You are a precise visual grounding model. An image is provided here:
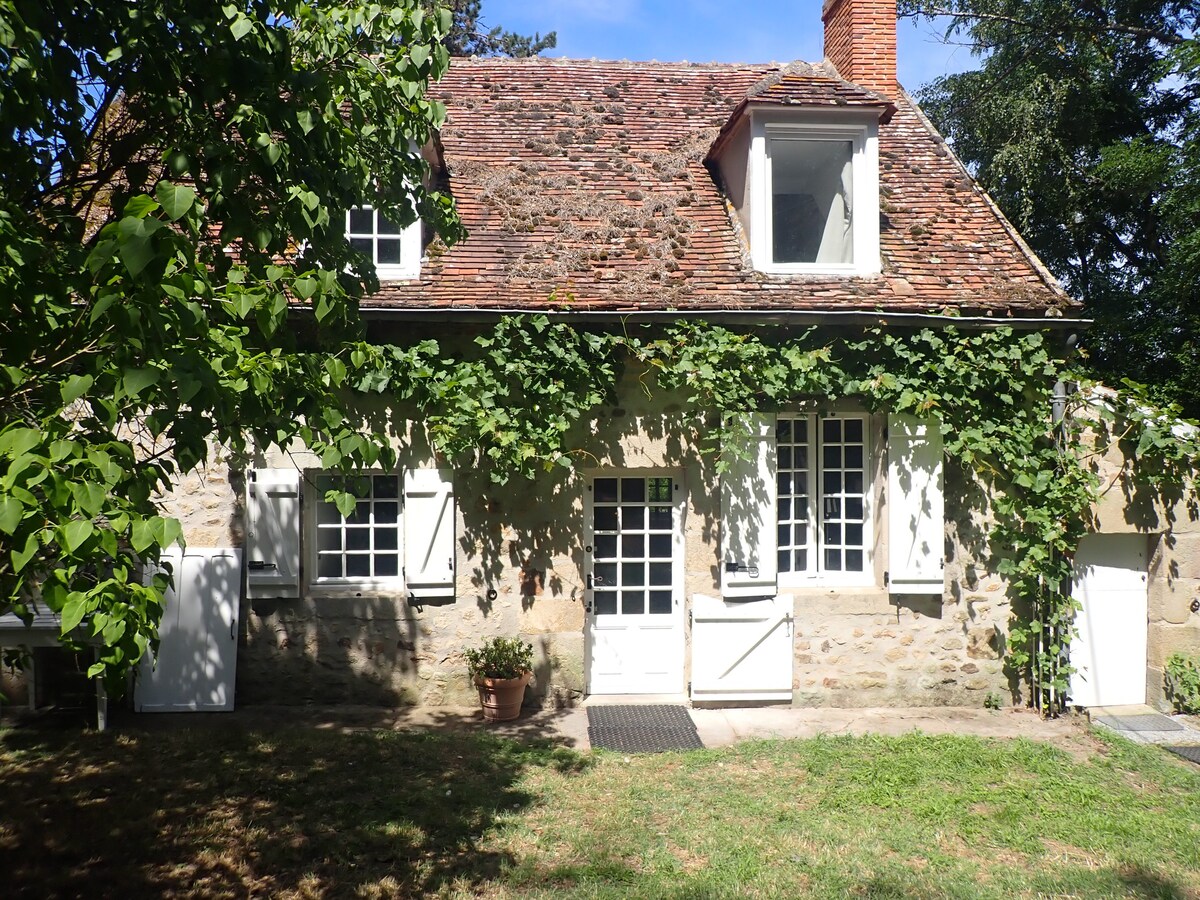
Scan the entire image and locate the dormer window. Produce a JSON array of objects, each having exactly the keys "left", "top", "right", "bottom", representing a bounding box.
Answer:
[
  {"left": 770, "top": 135, "right": 855, "bottom": 265},
  {"left": 752, "top": 119, "right": 879, "bottom": 275},
  {"left": 347, "top": 206, "right": 422, "bottom": 280}
]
